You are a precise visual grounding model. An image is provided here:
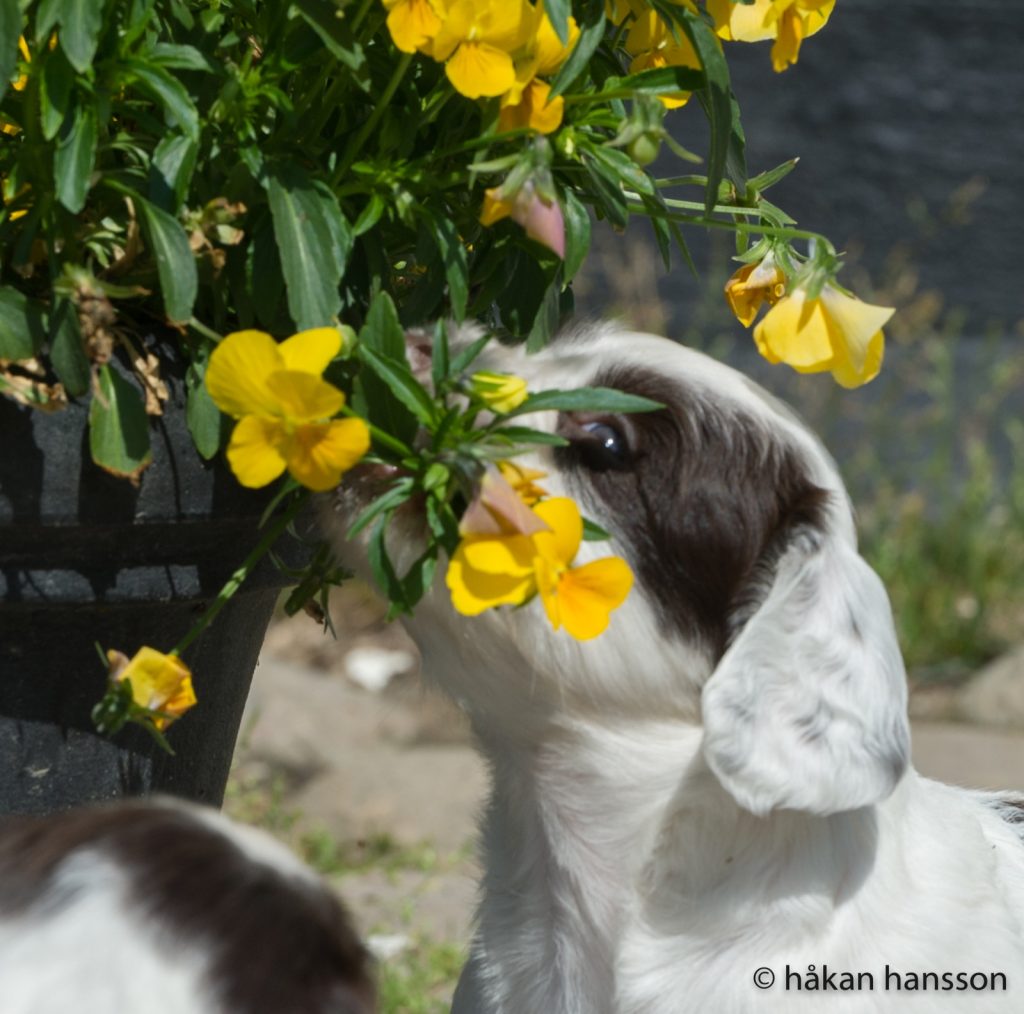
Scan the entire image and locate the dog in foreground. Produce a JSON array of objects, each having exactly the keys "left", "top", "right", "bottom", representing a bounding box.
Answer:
[
  {"left": 0, "top": 799, "right": 374, "bottom": 1014},
  {"left": 335, "top": 324, "right": 1024, "bottom": 1014}
]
